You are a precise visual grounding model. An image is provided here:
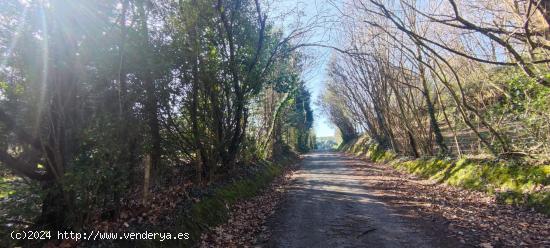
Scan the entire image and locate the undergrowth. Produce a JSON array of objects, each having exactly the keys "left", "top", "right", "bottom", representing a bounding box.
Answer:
[
  {"left": 136, "top": 155, "right": 295, "bottom": 247},
  {"left": 341, "top": 137, "right": 550, "bottom": 215},
  {"left": 178, "top": 161, "right": 283, "bottom": 245}
]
